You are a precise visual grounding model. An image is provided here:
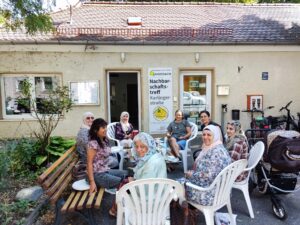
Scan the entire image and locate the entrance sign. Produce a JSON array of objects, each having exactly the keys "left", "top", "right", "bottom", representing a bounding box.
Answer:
[{"left": 148, "top": 68, "right": 173, "bottom": 134}]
